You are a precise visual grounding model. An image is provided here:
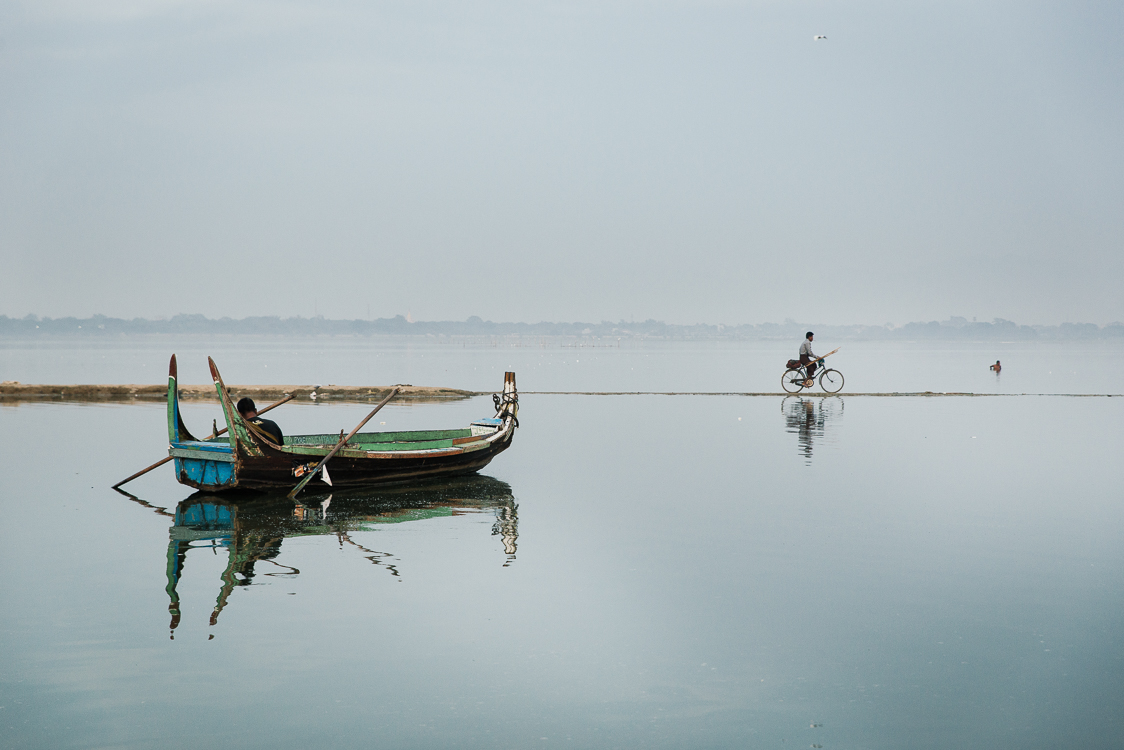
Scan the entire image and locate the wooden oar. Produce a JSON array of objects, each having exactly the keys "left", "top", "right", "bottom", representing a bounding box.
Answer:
[
  {"left": 112, "top": 393, "right": 295, "bottom": 489},
  {"left": 287, "top": 387, "right": 399, "bottom": 500}
]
